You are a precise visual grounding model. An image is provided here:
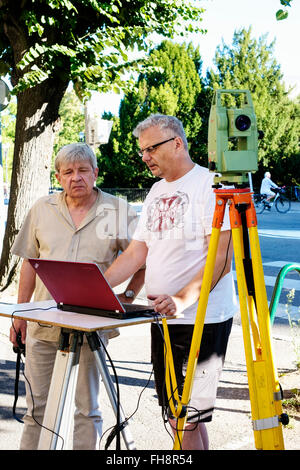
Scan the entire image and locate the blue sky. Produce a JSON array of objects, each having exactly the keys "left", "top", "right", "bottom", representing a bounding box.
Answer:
[{"left": 96, "top": 0, "right": 300, "bottom": 115}]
